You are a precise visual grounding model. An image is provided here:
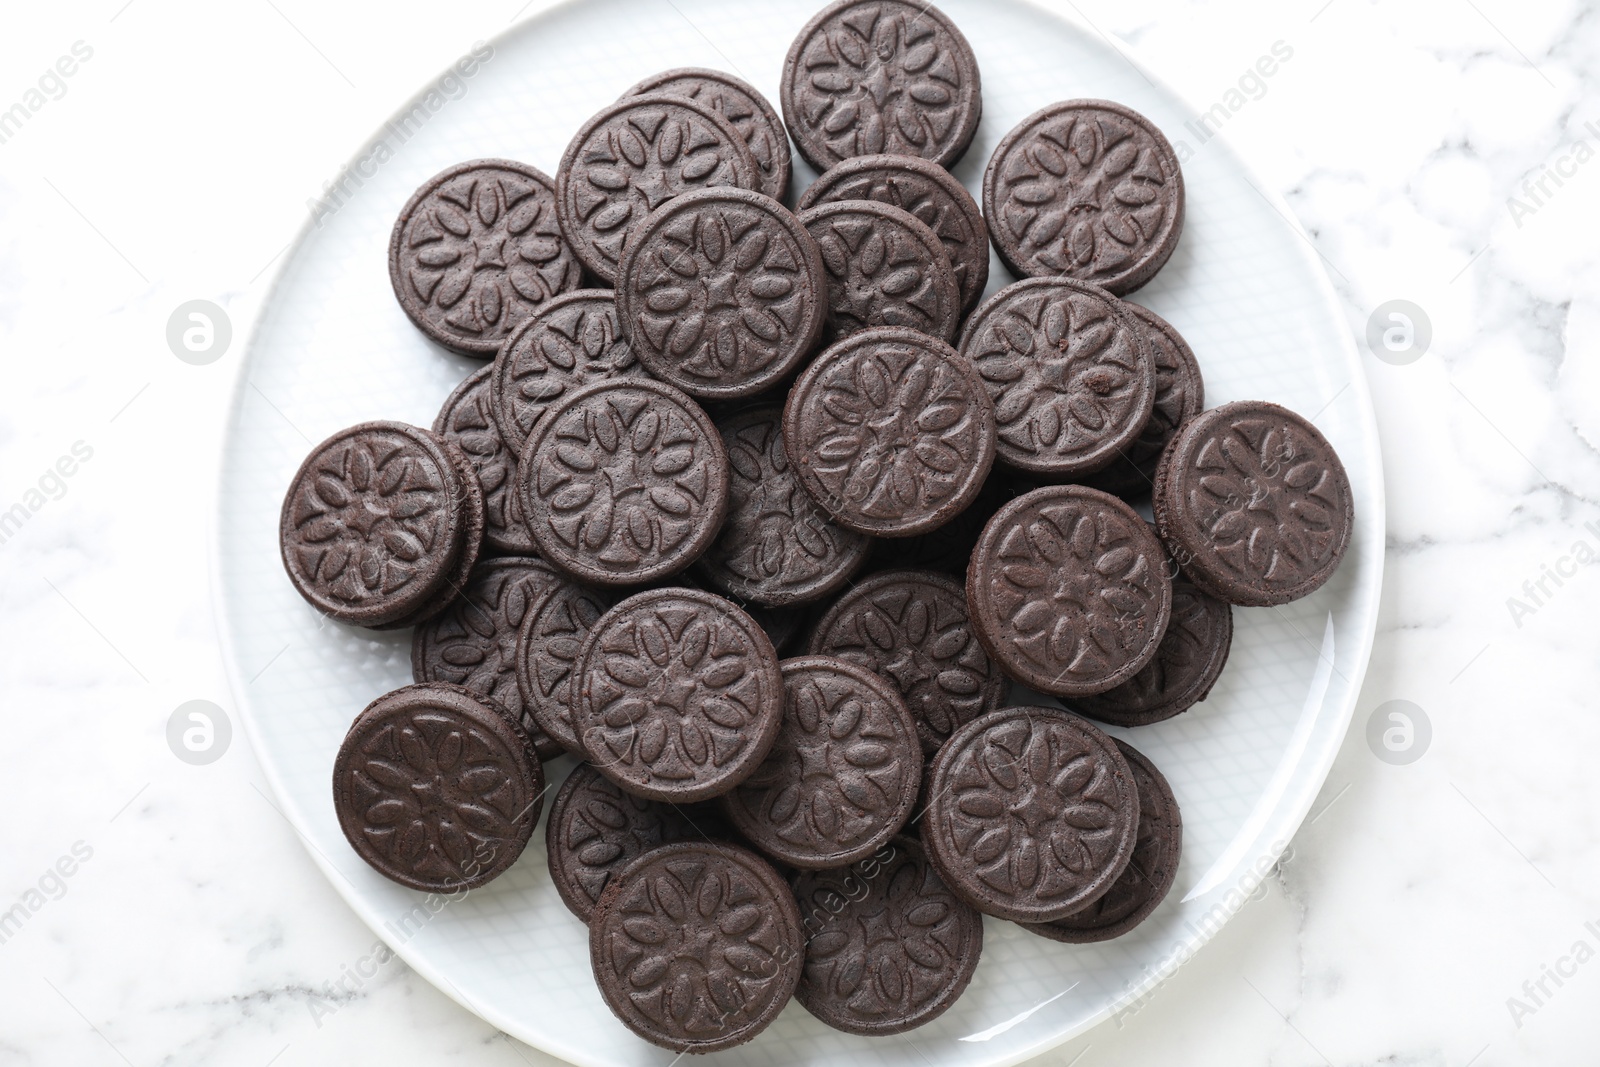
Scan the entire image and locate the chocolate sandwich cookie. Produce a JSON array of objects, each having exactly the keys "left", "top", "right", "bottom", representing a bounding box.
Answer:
[
  {"left": 433, "top": 365, "right": 535, "bottom": 554},
  {"left": 518, "top": 378, "right": 729, "bottom": 587},
  {"left": 557, "top": 95, "right": 757, "bottom": 285},
  {"left": 808, "top": 569, "right": 1006, "bottom": 753},
  {"left": 1074, "top": 574, "right": 1232, "bottom": 727},
  {"left": 333, "top": 683, "right": 543, "bottom": 892},
  {"left": 515, "top": 577, "right": 614, "bottom": 755},
  {"left": 575, "top": 588, "right": 784, "bottom": 802},
  {"left": 784, "top": 327, "right": 995, "bottom": 538},
  {"left": 781, "top": 0, "right": 982, "bottom": 172},
  {"left": 984, "top": 100, "right": 1184, "bottom": 295},
  {"left": 694, "top": 406, "right": 871, "bottom": 607},
  {"left": 1024, "top": 738, "right": 1181, "bottom": 943},
  {"left": 797, "top": 153, "right": 989, "bottom": 313},
  {"left": 792, "top": 835, "right": 982, "bottom": 1035},
  {"left": 721, "top": 656, "right": 922, "bottom": 869},
  {"left": 920, "top": 706, "right": 1139, "bottom": 923},
  {"left": 490, "top": 289, "right": 644, "bottom": 458},
  {"left": 411, "top": 556, "right": 566, "bottom": 760},
  {"left": 624, "top": 68, "right": 792, "bottom": 203},
  {"left": 546, "top": 761, "right": 704, "bottom": 922},
  {"left": 617, "top": 188, "right": 827, "bottom": 401},
  {"left": 389, "top": 159, "right": 581, "bottom": 356},
  {"left": 589, "top": 841, "right": 803, "bottom": 1052},
  {"left": 798, "top": 199, "right": 961, "bottom": 344},
  {"left": 1082, "top": 302, "right": 1204, "bottom": 499},
  {"left": 968, "top": 485, "right": 1171, "bottom": 697},
  {"left": 1152, "top": 400, "right": 1355, "bottom": 606},
  {"left": 280, "top": 421, "right": 475, "bottom": 628},
  {"left": 958, "top": 277, "right": 1156, "bottom": 480}
]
